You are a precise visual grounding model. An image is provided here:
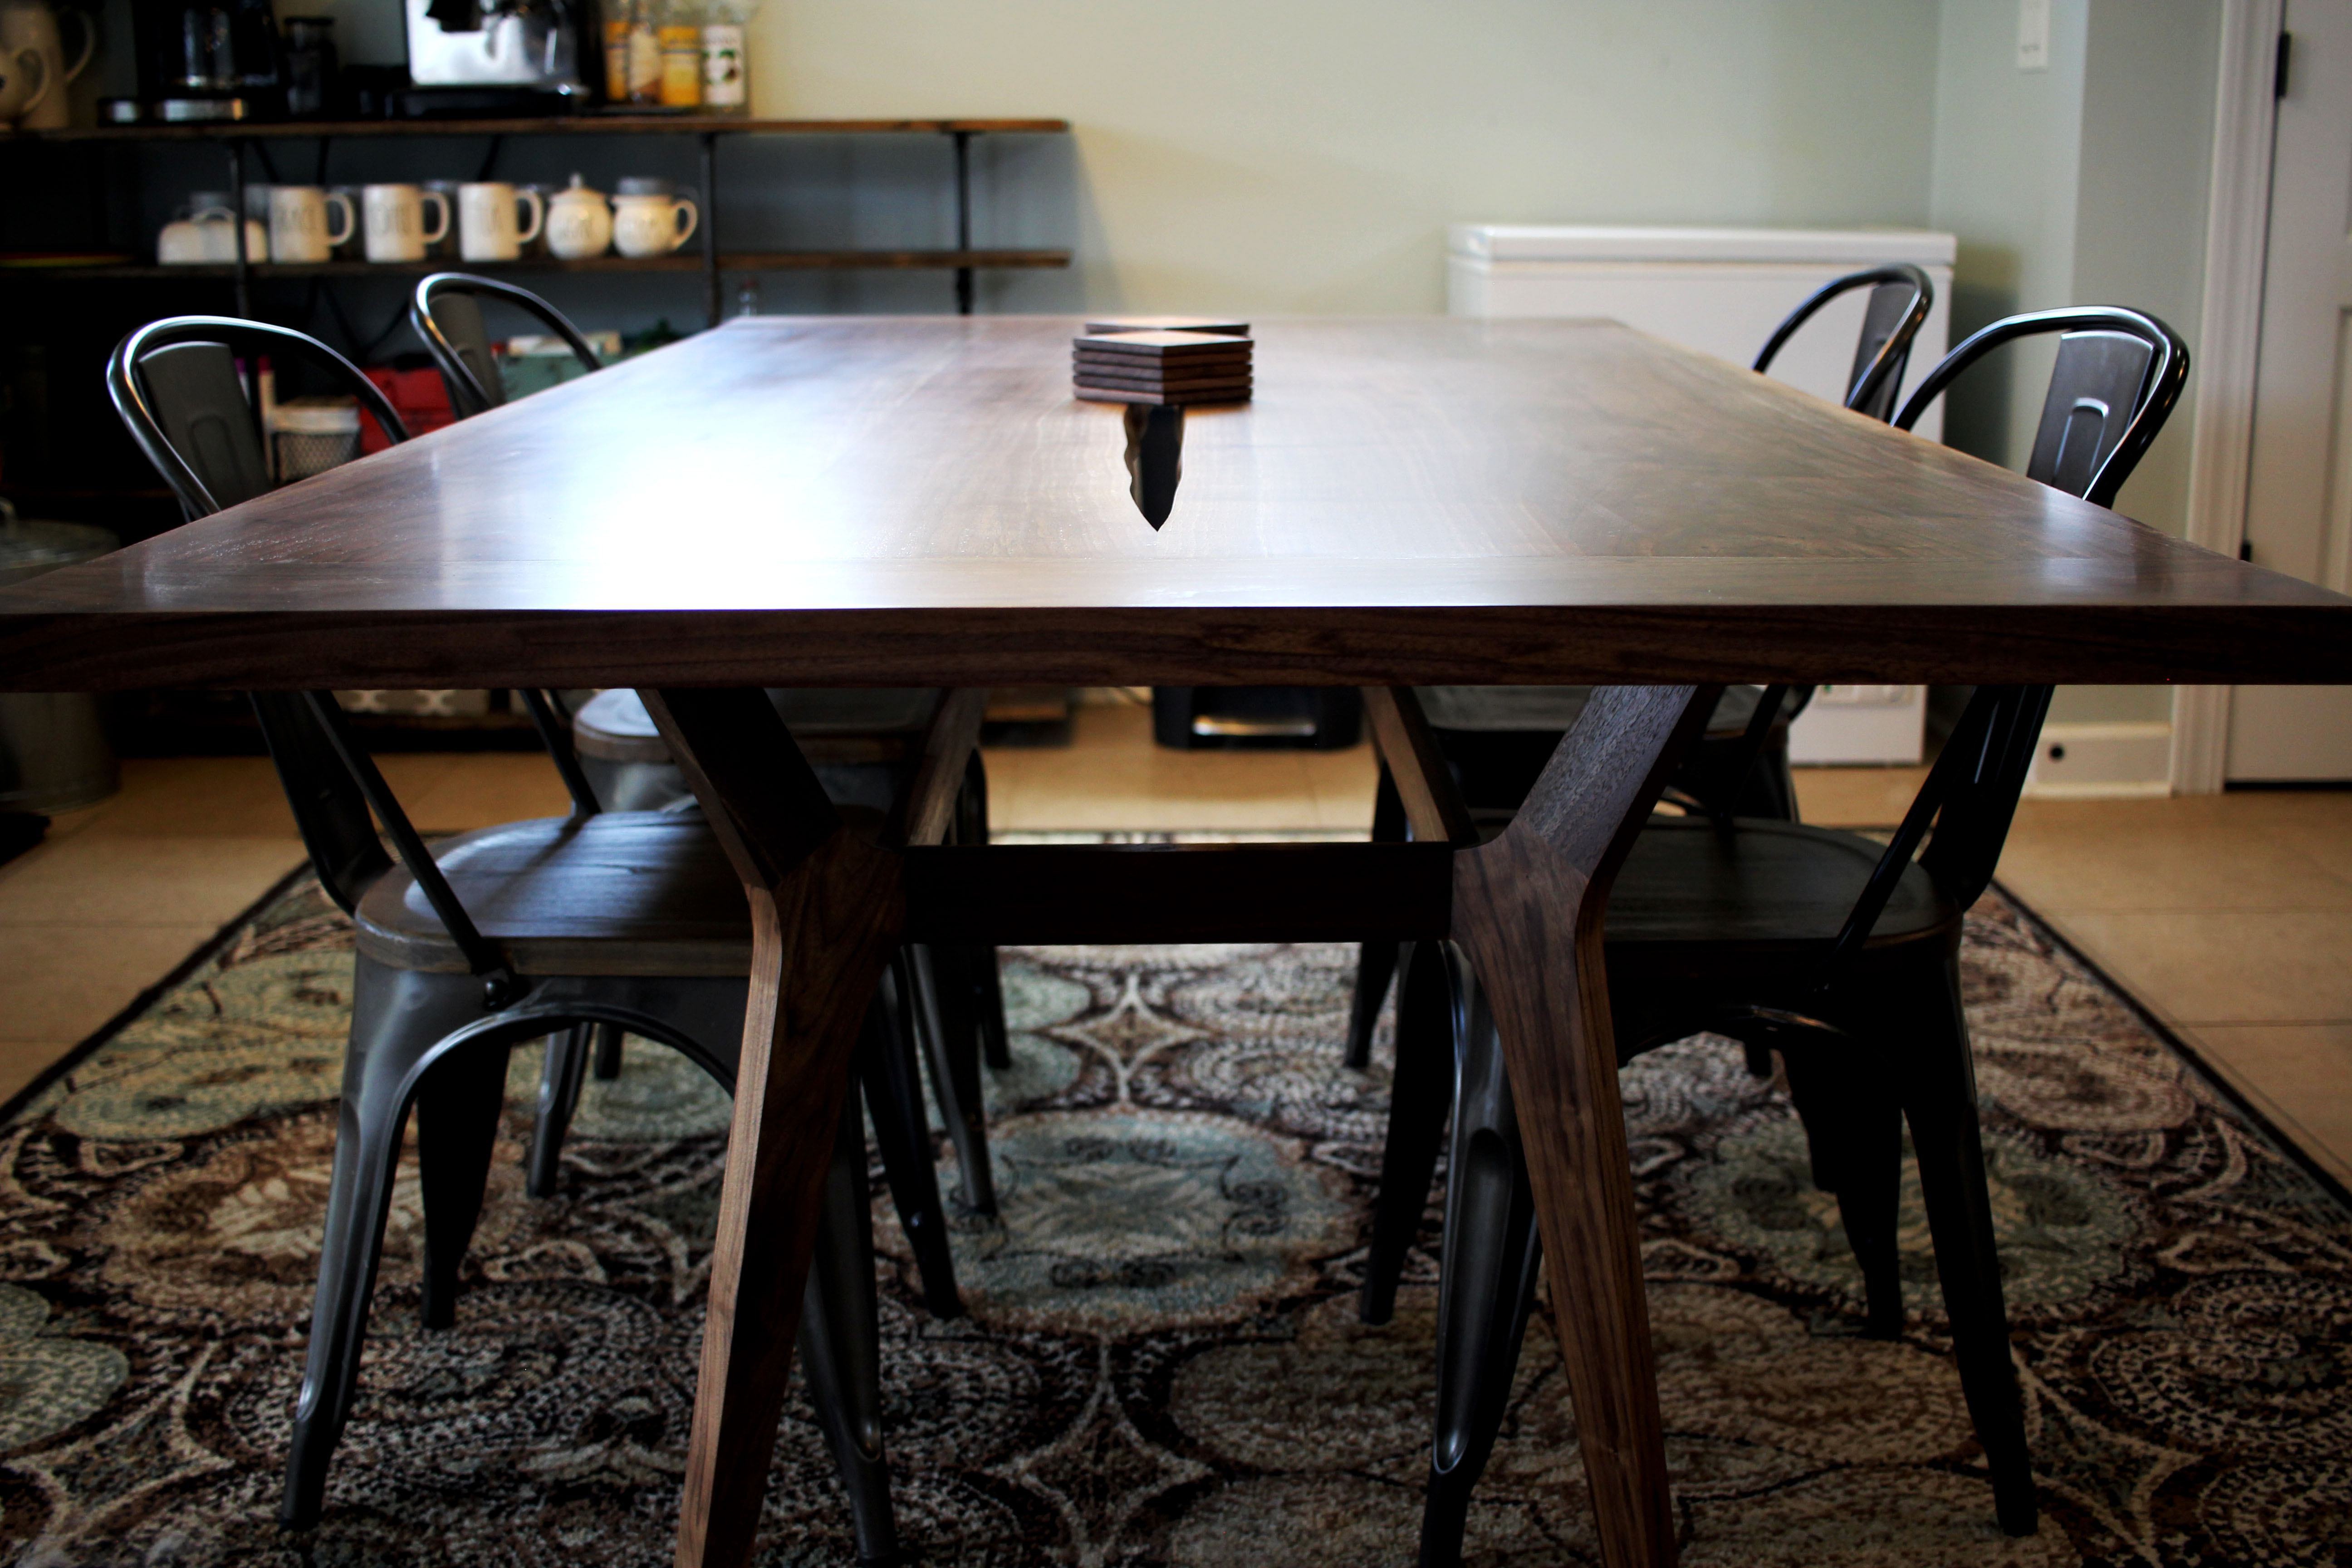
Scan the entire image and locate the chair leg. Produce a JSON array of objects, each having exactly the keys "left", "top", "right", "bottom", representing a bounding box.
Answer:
[
  {"left": 1363, "top": 940, "right": 1455, "bottom": 1325},
  {"left": 416, "top": 1038, "right": 514, "bottom": 1331},
  {"left": 1346, "top": 764, "right": 1411, "bottom": 1069},
  {"left": 1782, "top": 1036, "right": 1904, "bottom": 1338},
  {"left": 911, "top": 943, "right": 997, "bottom": 1216},
  {"left": 1899, "top": 962, "right": 2037, "bottom": 1535},
  {"left": 592, "top": 1020, "right": 625, "bottom": 1080},
  {"left": 528, "top": 1024, "right": 592, "bottom": 1198},
  {"left": 284, "top": 961, "right": 481, "bottom": 1530},
  {"left": 864, "top": 957, "right": 964, "bottom": 1319},
  {"left": 949, "top": 754, "right": 1011, "bottom": 1073},
  {"left": 798, "top": 1076, "right": 901, "bottom": 1566},
  {"left": 1419, "top": 961, "right": 1544, "bottom": 1568},
  {"left": 969, "top": 945, "right": 1012, "bottom": 1071},
  {"left": 1734, "top": 735, "right": 1800, "bottom": 822}
]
